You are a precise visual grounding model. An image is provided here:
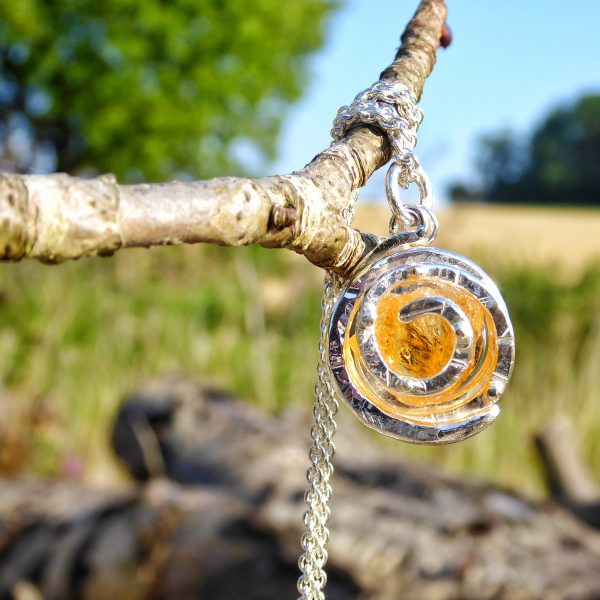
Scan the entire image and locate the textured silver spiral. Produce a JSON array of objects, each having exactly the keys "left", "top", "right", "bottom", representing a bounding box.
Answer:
[{"left": 328, "top": 237, "right": 515, "bottom": 444}]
